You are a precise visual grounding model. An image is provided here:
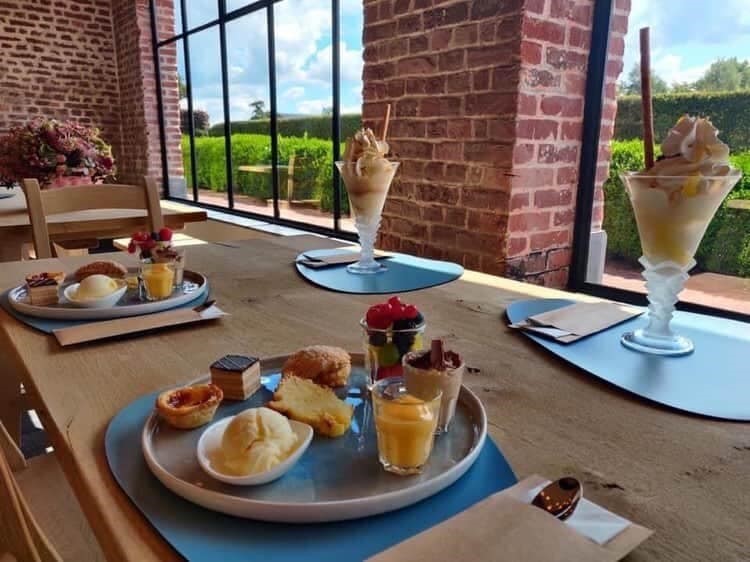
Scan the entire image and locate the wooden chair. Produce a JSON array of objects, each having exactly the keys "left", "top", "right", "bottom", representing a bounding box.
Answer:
[
  {"left": 22, "top": 177, "right": 164, "bottom": 260},
  {"left": 0, "top": 422, "right": 105, "bottom": 562}
]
